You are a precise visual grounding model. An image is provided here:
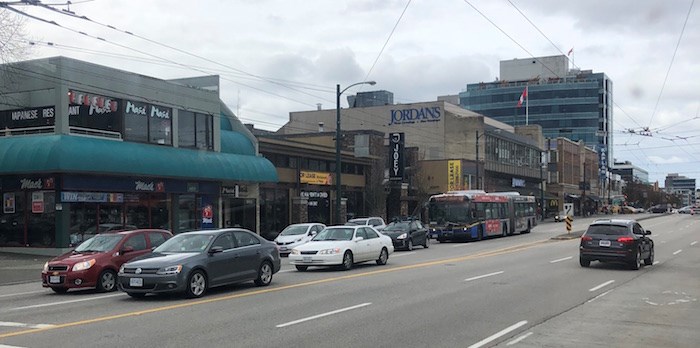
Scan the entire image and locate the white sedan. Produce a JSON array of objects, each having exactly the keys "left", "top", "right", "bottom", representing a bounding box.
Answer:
[{"left": 289, "top": 225, "right": 393, "bottom": 271}]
